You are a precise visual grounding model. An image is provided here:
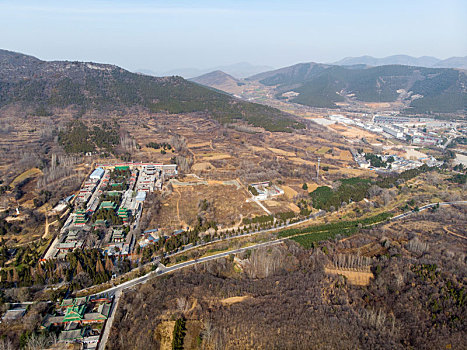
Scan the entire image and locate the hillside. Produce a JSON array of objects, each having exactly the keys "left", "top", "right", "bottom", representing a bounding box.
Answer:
[
  {"left": 248, "top": 63, "right": 467, "bottom": 113},
  {"left": 190, "top": 70, "right": 241, "bottom": 93},
  {"left": 334, "top": 55, "right": 467, "bottom": 70},
  {"left": 162, "top": 62, "right": 274, "bottom": 79},
  {"left": 0, "top": 49, "right": 304, "bottom": 132},
  {"left": 247, "top": 62, "right": 331, "bottom": 86}
]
